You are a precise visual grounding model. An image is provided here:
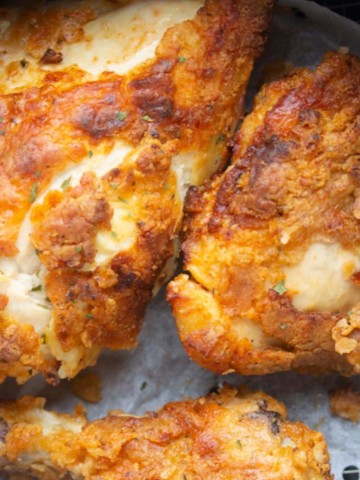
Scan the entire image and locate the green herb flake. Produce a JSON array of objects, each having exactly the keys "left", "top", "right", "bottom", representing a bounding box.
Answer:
[
  {"left": 31, "top": 284, "right": 42, "bottom": 292},
  {"left": 61, "top": 176, "right": 72, "bottom": 191},
  {"left": 116, "top": 111, "right": 128, "bottom": 122},
  {"left": 35, "top": 248, "right": 40, "bottom": 256},
  {"left": 88, "top": 150, "right": 93, "bottom": 158},
  {"left": 178, "top": 56, "right": 187, "bottom": 64},
  {"left": 279, "top": 323, "right": 288, "bottom": 331},
  {"left": 348, "top": 310, "right": 353, "bottom": 316},
  {"left": 30, "top": 182, "right": 39, "bottom": 203},
  {"left": 35, "top": 171, "right": 41, "bottom": 179},
  {"left": 75, "top": 246, "right": 83, "bottom": 254},
  {"left": 142, "top": 115, "right": 154, "bottom": 123},
  {"left": 273, "top": 280, "right": 287, "bottom": 296},
  {"left": 0, "top": 130, "right": 5, "bottom": 136},
  {"left": 86, "top": 313, "right": 94, "bottom": 320},
  {"left": 111, "top": 231, "right": 118, "bottom": 239},
  {"left": 118, "top": 197, "right": 129, "bottom": 204},
  {"left": 38, "top": 304, "right": 51, "bottom": 310},
  {"left": 140, "top": 381, "right": 148, "bottom": 391},
  {"left": 165, "top": 182, "right": 170, "bottom": 191},
  {"left": 216, "top": 133, "right": 226, "bottom": 144},
  {"left": 236, "top": 440, "right": 243, "bottom": 449},
  {"left": 41, "top": 334, "right": 47, "bottom": 344},
  {"left": 110, "top": 182, "right": 118, "bottom": 190},
  {"left": 0, "top": 116, "right": 3, "bottom": 123}
]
